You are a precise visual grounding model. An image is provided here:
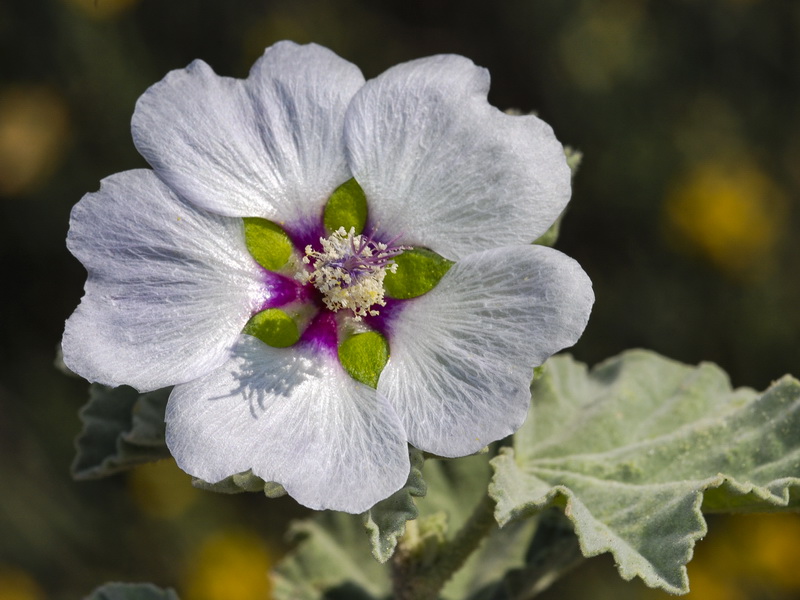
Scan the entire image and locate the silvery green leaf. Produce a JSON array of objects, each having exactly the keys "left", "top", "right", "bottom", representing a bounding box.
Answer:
[
  {"left": 272, "top": 453, "right": 496, "bottom": 599},
  {"left": 363, "top": 447, "right": 426, "bottom": 562},
  {"left": 490, "top": 350, "right": 800, "bottom": 595},
  {"left": 72, "top": 385, "right": 171, "bottom": 479},
  {"left": 271, "top": 512, "right": 389, "bottom": 600},
  {"left": 83, "top": 582, "right": 179, "bottom": 600}
]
